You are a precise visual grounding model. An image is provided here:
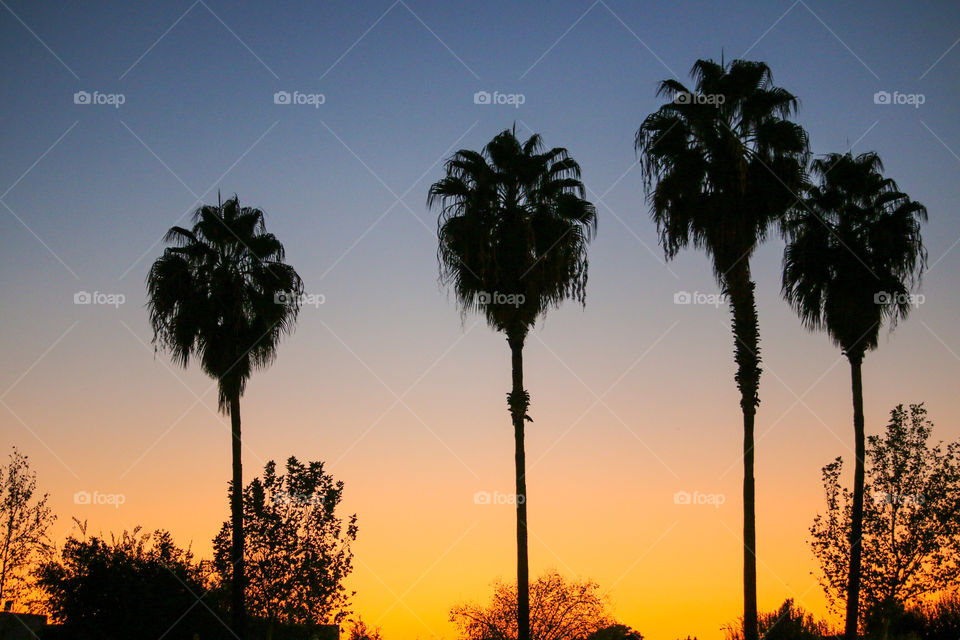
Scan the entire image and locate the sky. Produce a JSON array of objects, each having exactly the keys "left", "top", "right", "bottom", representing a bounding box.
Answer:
[{"left": 2, "top": 1, "right": 960, "bottom": 638}]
